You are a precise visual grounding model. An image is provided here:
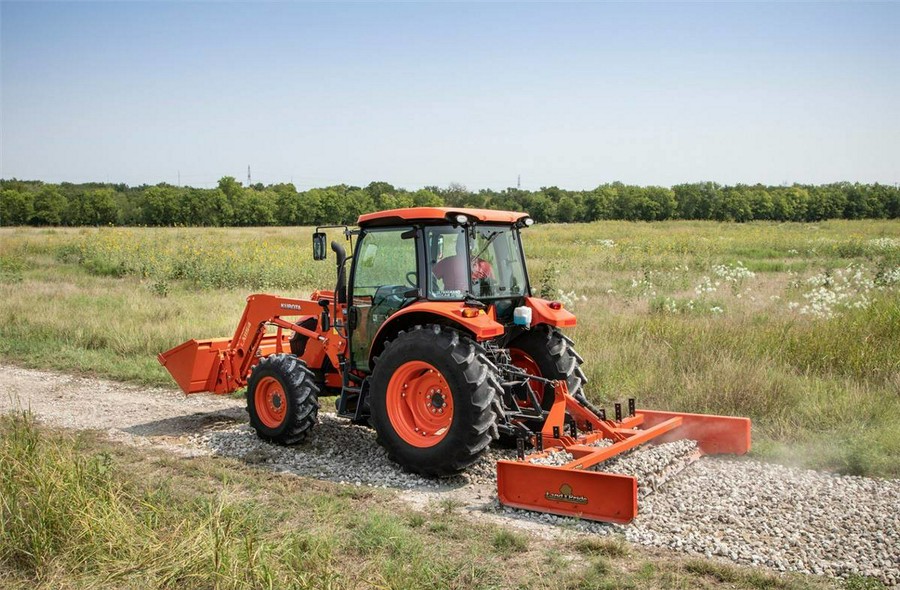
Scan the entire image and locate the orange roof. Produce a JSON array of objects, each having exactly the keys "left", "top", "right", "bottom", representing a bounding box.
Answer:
[{"left": 357, "top": 207, "right": 529, "bottom": 227}]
